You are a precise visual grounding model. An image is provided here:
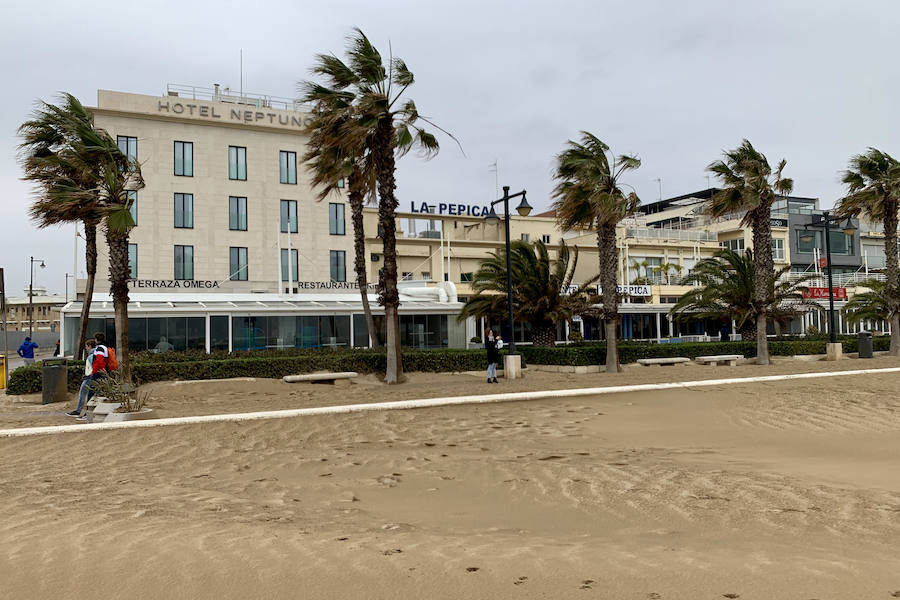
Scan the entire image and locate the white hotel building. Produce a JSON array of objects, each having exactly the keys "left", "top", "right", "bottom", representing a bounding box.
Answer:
[{"left": 60, "top": 85, "right": 464, "bottom": 355}]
